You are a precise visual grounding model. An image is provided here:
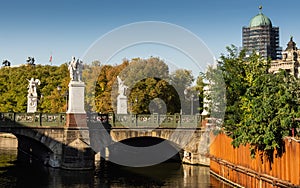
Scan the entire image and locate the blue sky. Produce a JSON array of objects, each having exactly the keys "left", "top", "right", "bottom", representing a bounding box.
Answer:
[{"left": 0, "top": 0, "right": 299, "bottom": 69}]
